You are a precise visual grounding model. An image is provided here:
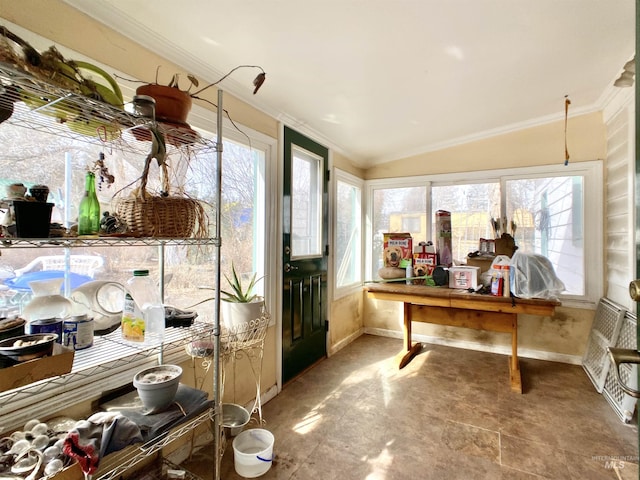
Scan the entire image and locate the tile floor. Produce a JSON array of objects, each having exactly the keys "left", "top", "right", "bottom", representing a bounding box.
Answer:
[{"left": 182, "top": 334, "right": 639, "bottom": 479}]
